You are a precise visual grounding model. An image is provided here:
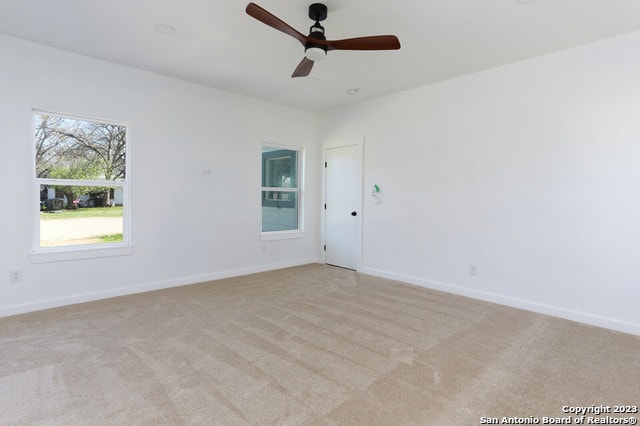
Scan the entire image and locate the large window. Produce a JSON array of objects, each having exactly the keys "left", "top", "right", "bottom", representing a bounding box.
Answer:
[
  {"left": 33, "top": 111, "right": 130, "bottom": 254},
  {"left": 261, "top": 144, "right": 302, "bottom": 233}
]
